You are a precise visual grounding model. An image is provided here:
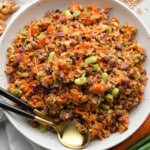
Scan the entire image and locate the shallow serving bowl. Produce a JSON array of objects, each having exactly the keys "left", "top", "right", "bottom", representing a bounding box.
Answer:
[{"left": 0, "top": 0, "right": 150, "bottom": 150}]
